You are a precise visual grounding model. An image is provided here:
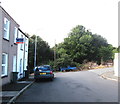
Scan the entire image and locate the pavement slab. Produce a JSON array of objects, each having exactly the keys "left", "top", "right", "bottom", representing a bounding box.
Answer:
[
  {"left": 0, "top": 91, "right": 19, "bottom": 97},
  {"left": 88, "top": 67, "right": 114, "bottom": 75},
  {"left": 88, "top": 67, "right": 118, "bottom": 81},
  {"left": 2, "top": 83, "right": 29, "bottom": 91},
  {"left": 17, "top": 81, "right": 32, "bottom": 84}
]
